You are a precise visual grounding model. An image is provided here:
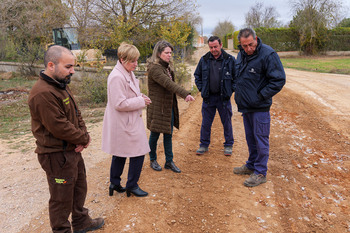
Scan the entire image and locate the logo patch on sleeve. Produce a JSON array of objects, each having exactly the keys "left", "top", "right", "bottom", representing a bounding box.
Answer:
[{"left": 63, "top": 97, "right": 70, "bottom": 105}]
